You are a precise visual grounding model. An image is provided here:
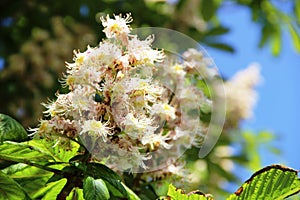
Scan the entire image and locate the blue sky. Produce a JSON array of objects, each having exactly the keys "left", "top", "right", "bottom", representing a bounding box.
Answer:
[{"left": 206, "top": 3, "right": 300, "bottom": 175}]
